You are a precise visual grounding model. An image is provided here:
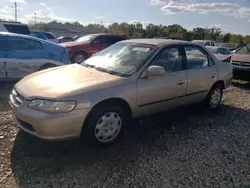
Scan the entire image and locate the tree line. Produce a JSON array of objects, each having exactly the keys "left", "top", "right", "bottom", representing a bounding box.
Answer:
[{"left": 29, "top": 21, "right": 250, "bottom": 44}]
